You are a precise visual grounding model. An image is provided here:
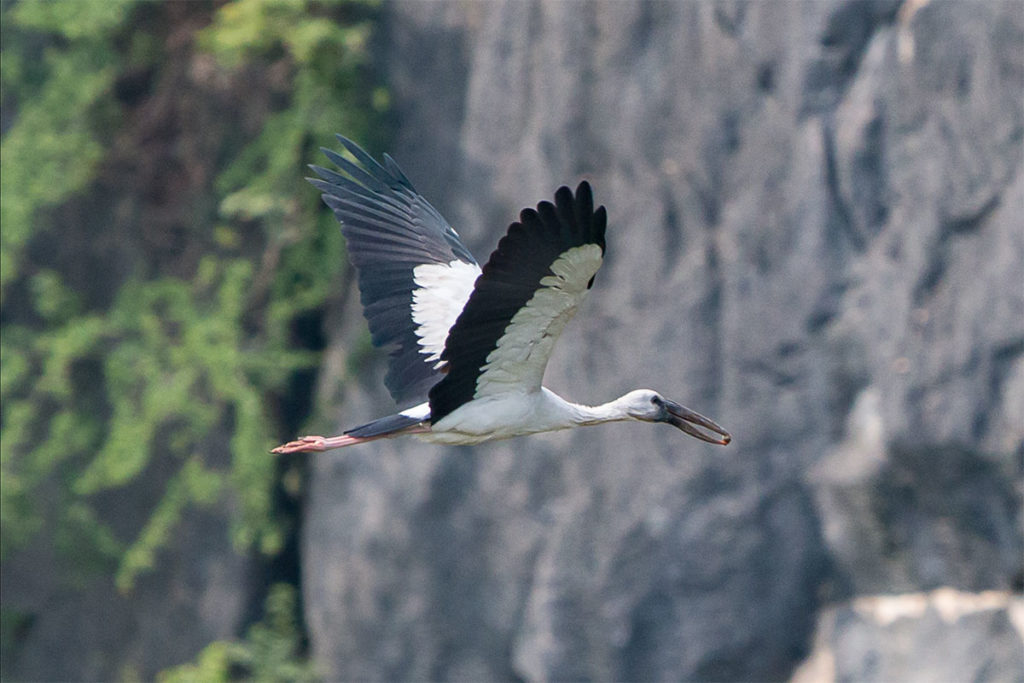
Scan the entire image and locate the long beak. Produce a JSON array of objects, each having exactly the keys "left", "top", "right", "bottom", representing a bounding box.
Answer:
[{"left": 663, "top": 400, "right": 731, "bottom": 445}]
